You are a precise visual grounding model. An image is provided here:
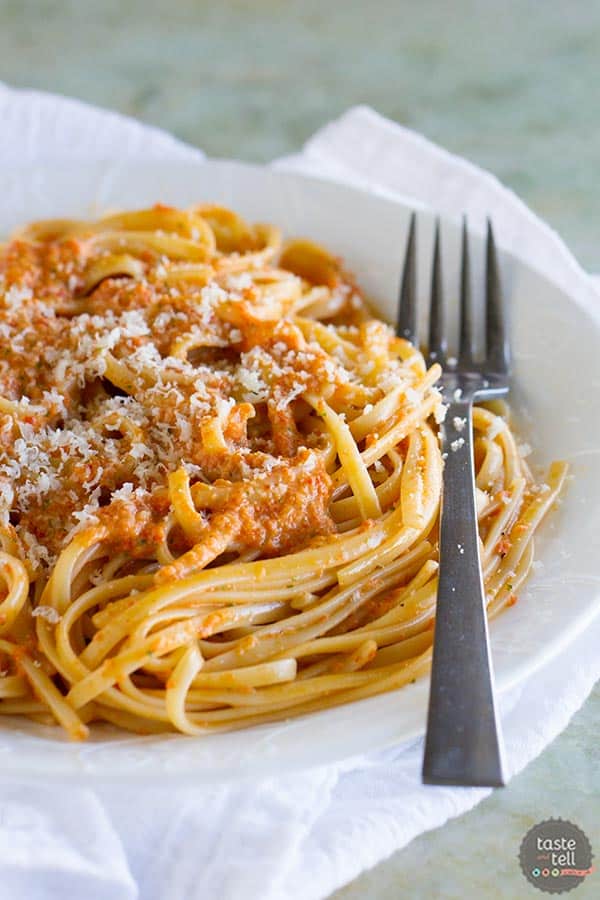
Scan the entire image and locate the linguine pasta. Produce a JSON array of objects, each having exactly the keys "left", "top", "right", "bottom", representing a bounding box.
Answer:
[{"left": 0, "top": 204, "right": 566, "bottom": 739}]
